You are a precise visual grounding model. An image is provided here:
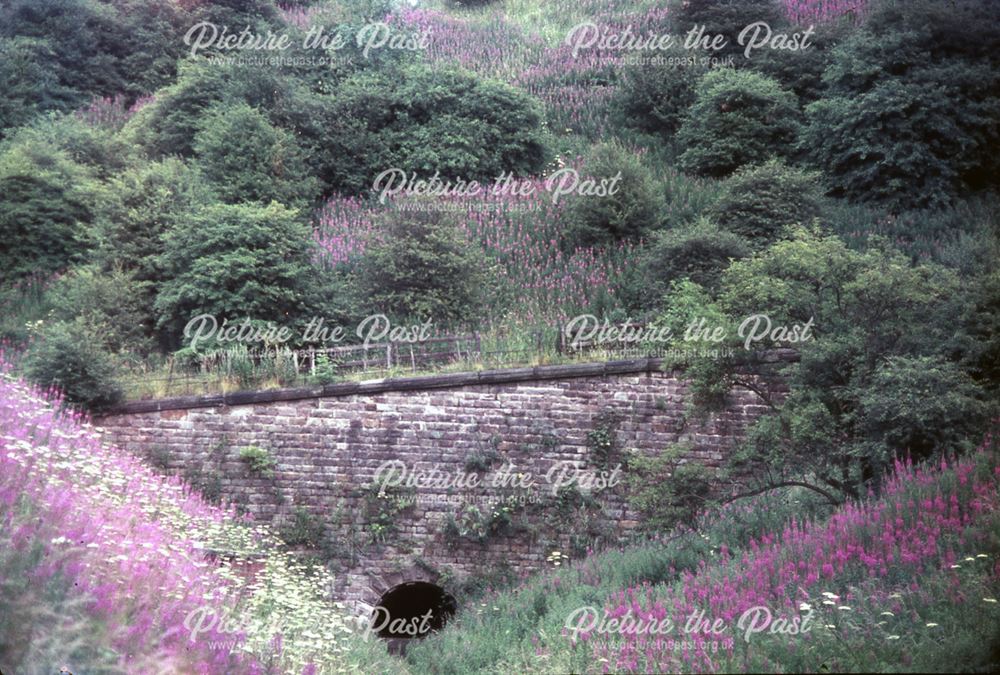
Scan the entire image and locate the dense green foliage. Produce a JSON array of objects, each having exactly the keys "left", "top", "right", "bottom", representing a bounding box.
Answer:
[
  {"left": 23, "top": 318, "right": 123, "bottom": 410},
  {"left": 562, "top": 141, "right": 663, "bottom": 249},
  {"left": 626, "top": 218, "right": 750, "bottom": 311},
  {"left": 192, "top": 102, "right": 318, "bottom": 208},
  {"left": 153, "top": 203, "right": 316, "bottom": 346},
  {"left": 0, "top": 0, "right": 188, "bottom": 136},
  {"left": 669, "top": 0, "right": 788, "bottom": 59},
  {"left": 710, "top": 159, "right": 824, "bottom": 246},
  {"left": 802, "top": 0, "right": 1000, "bottom": 209},
  {"left": 359, "top": 206, "right": 490, "bottom": 325},
  {"left": 676, "top": 69, "right": 801, "bottom": 177},
  {"left": 616, "top": 46, "right": 707, "bottom": 137},
  {"left": 0, "top": 136, "right": 100, "bottom": 283},
  {"left": 324, "top": 64, "right": 547, "bottom": 195},
  {"left": 659, "top": 227, "right": 993, "bottom": 501}
]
